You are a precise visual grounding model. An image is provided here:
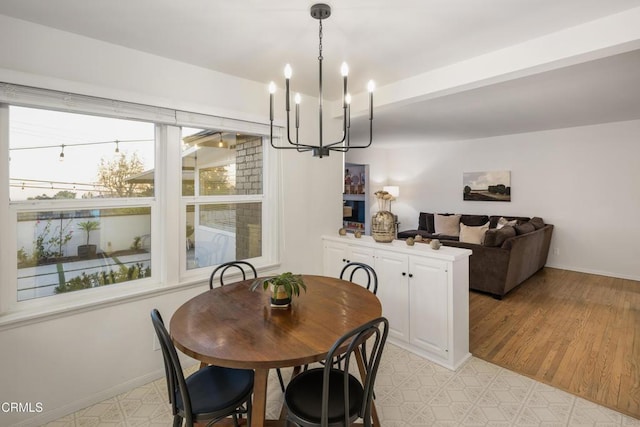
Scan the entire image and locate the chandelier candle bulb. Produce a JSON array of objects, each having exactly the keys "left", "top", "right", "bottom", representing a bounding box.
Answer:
[
  {"left": 269, "top": 82, "right": 276, "bottom": 121},
  {"left": 341, "top": 62, "right": 349, "bottom": 76},
  {"left": 284, "top": 64, "right": 292, "bottom": 112},
  {"left": 341, "top": 62, "right": 349, "bottom": 107},
  {"left": 368, "top": 80, "right": 375, "bottom": 120}
]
